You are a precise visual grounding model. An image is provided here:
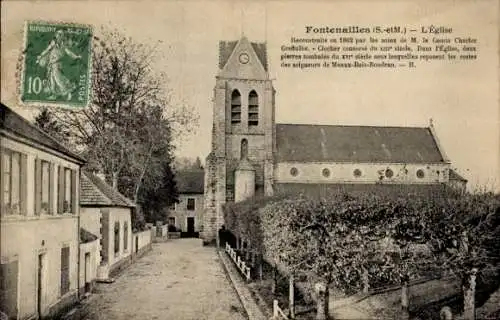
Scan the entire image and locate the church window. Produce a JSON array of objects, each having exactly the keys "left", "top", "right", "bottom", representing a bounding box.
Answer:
[
  {"left": 353, "top": 169, "right": 362, "bottom": 177},
  {"left": 231, "top": 90, "right": 241, "bottom": 124},
  {"left": 385, "top": 168, "right": 394, "bottom": 178},
  {"left": 248, "top": 90, "right": 259, "bottom": 126},
  {"left": 322, "top": 168, "right": 330, "bottom": 177},
  {"left": 241, "top": 139, "right": 248, "bottom": 159},
  {"left": 290, "top": 167, "right": 299, "bottom": 177},
  {"left": 416, "top": 169, "right": 425, "bottom": 179}
]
